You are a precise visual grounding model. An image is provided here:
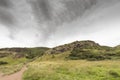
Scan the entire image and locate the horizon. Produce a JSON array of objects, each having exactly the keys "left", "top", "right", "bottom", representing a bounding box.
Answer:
[
  {"left": 0, "top": 40, "right": 119, "bottom": 48},
  {"left": 0, "top": 0, "right": 120, "bottom": 48}
]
